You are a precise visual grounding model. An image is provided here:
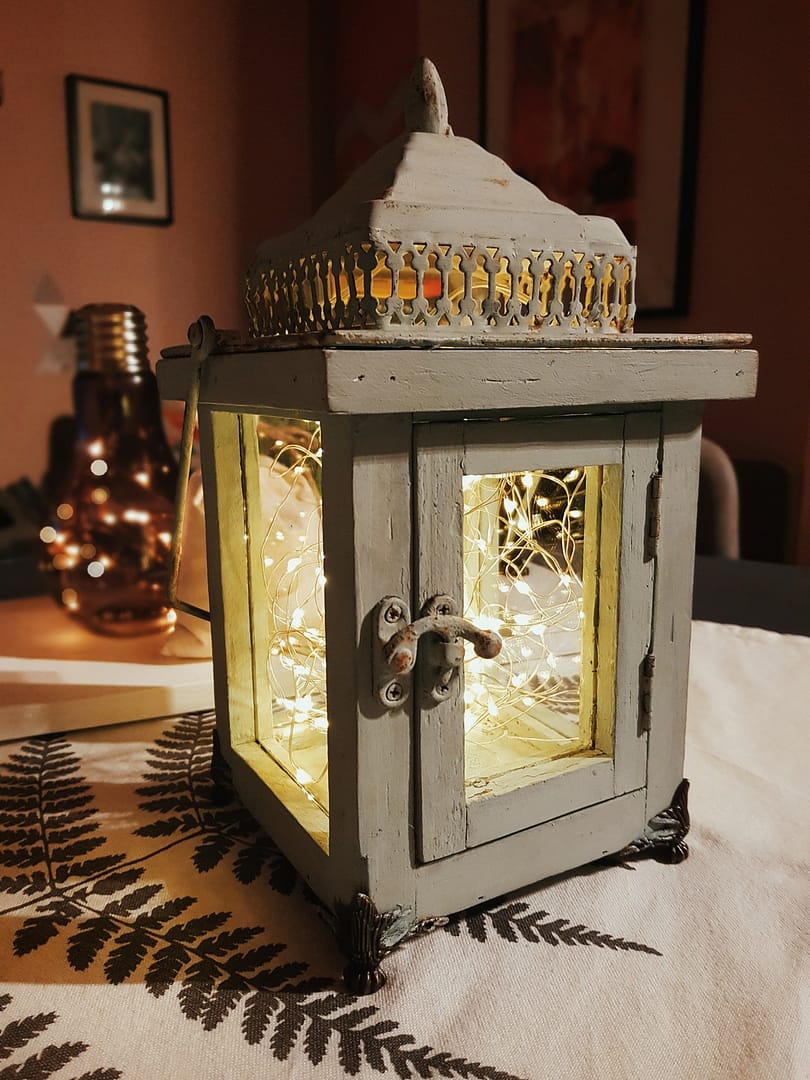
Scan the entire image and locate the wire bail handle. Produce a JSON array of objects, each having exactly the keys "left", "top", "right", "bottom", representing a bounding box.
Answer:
[{"left": 167, "top": 315, "right": 220, "bottom": 623}]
